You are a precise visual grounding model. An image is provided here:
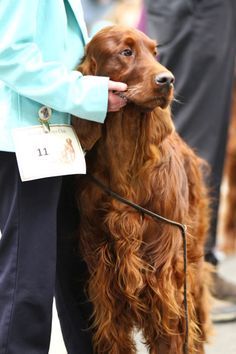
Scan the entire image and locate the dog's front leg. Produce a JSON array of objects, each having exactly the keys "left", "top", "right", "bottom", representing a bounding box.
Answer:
[{"left": 87, "top": 242, "right": 137, "bottom": 354}]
